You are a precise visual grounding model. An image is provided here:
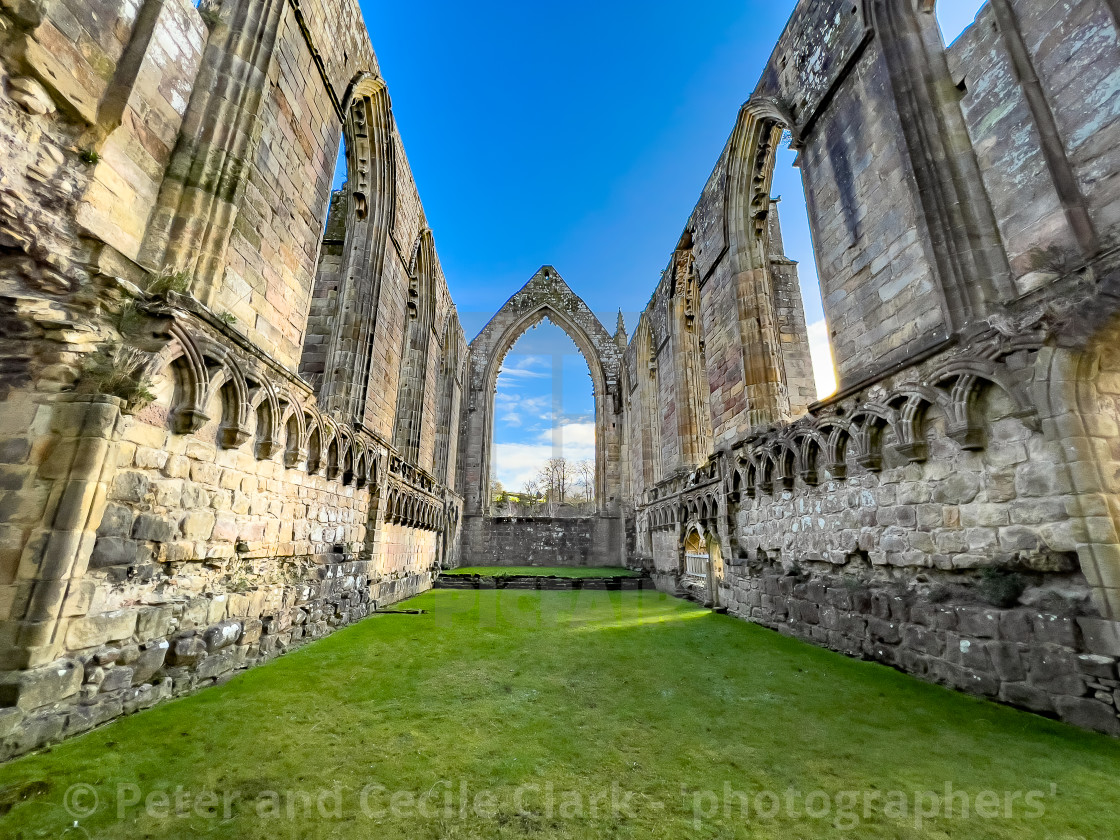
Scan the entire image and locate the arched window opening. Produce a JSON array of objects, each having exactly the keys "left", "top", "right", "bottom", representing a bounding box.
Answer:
[
  {"left": 935, "top": 1, "right": 986, "bottom": 47},
  {"left": 771, "top": 132, "right": 836, "bottom": 401},
  {"left": 393, "top": 231, "right": 436, "bottom": 467},
  {"left": 300, "top": 131, "right": 349, "bottom": 393},
  {"left": 299, "top": 80, "right": 396, "bottom": 426},
  {"left": 331, "top": 134, "right": 347, "bottom": 195},
  {"left": 490, "top": 318, "right": 596, "bottom": 518}
]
